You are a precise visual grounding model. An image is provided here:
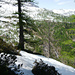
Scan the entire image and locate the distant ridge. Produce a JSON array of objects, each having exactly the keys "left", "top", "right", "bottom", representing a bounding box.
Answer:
[{"left": 52, "top": 9, "right": 75, "bottom": 16}]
